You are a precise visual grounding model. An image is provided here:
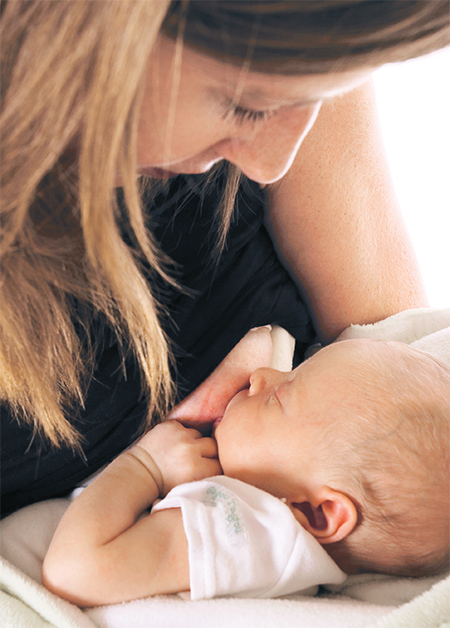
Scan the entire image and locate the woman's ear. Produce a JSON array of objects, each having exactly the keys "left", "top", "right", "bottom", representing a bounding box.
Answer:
[{"left": 289, "top": 486, "right": 358, "bottom": 545}]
